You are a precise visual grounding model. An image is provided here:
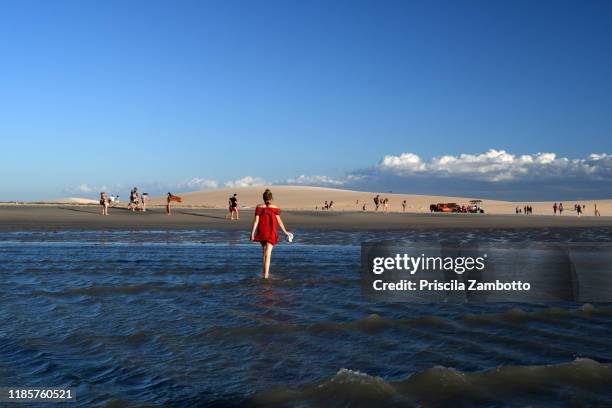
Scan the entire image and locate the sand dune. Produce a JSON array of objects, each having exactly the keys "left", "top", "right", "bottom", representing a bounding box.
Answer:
[
  {"left": 46, "top": 197, "right": 100, "bottom": 205},
  {"left": 146, "top": 186, "right": 611, "bottom": 216}
]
